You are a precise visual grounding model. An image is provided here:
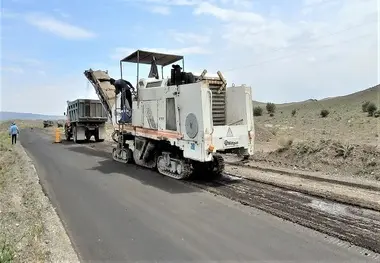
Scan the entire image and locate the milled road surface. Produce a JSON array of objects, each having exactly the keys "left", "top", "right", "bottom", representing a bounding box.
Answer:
[{"left": 21, "top": 129, "right": 378, "bottom": 262}]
